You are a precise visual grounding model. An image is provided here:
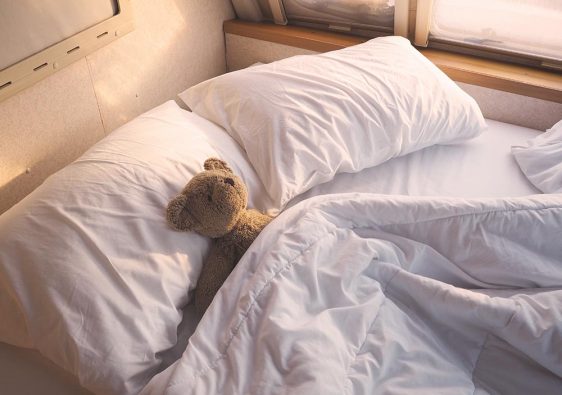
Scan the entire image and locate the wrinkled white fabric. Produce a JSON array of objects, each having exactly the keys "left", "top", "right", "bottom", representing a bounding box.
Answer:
[
  {"left": 290, "top": 119, "right": 540, "bottom": 206},
  {"left": 512, "top": 119, "right": 562, "bottom": 193},
  {"left": 0, "top": 101, "right": 269, "bottom": 395},
  {"left": 180, "top": 36, "right": 486, "bottom": 208},
  {"left": 141, "top": 193, "right": 562, "bottom": 395}
]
